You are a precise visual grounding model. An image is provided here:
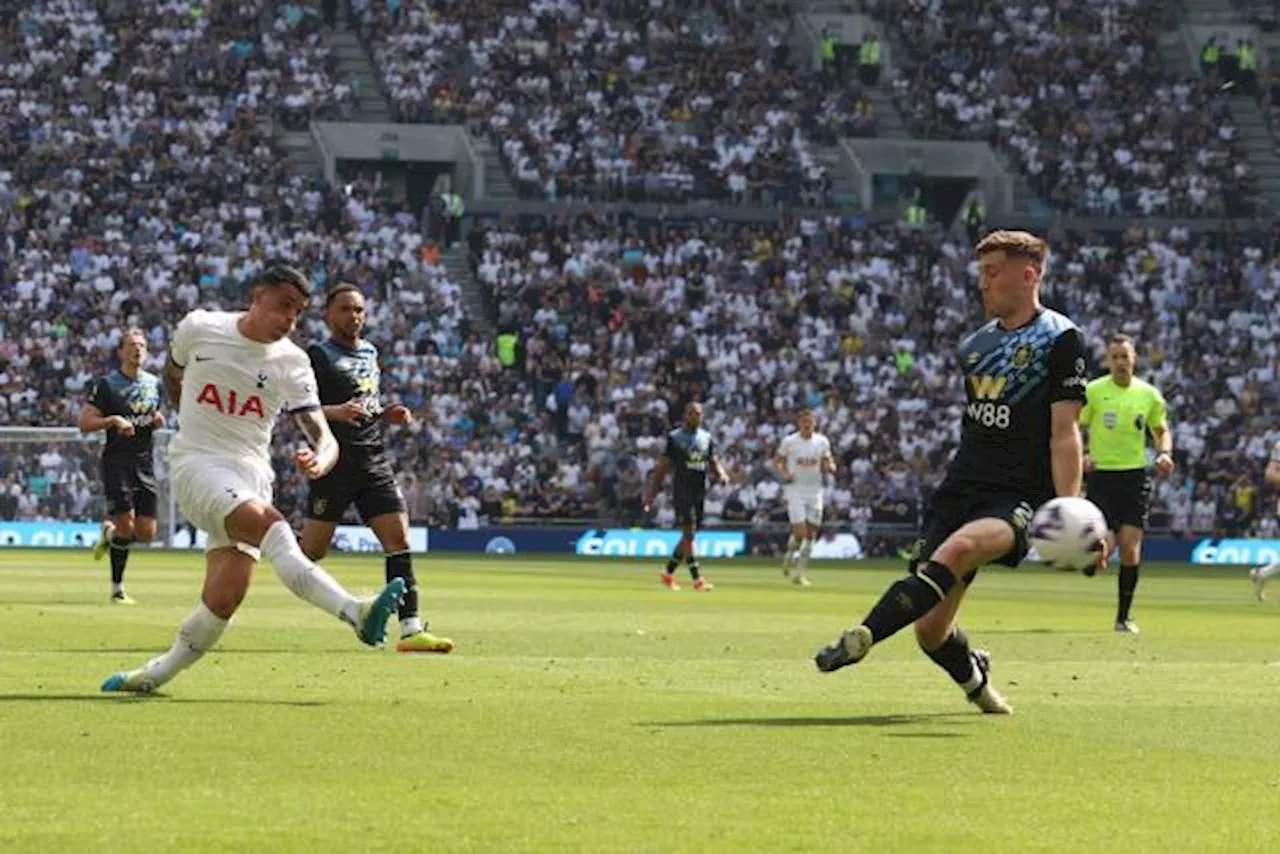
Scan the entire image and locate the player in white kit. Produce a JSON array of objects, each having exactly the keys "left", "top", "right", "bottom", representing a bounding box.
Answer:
[
  {"left": 1249, "top": 440, "right": 1280, "bottom": 600},
  {"left": 102, "top": 265, "right": 406, "bottom": 694},
  {"left": 774, "top": 409, "right": 836, "bottom": 586}
]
